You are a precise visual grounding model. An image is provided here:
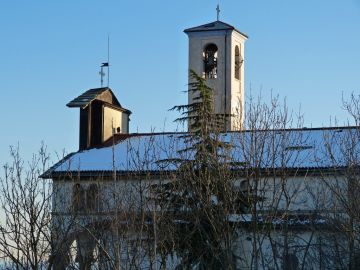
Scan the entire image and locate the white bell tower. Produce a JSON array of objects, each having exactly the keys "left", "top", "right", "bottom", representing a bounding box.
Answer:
[{"left": 184, "top": 19, "right": 247, "bottom": 131}]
